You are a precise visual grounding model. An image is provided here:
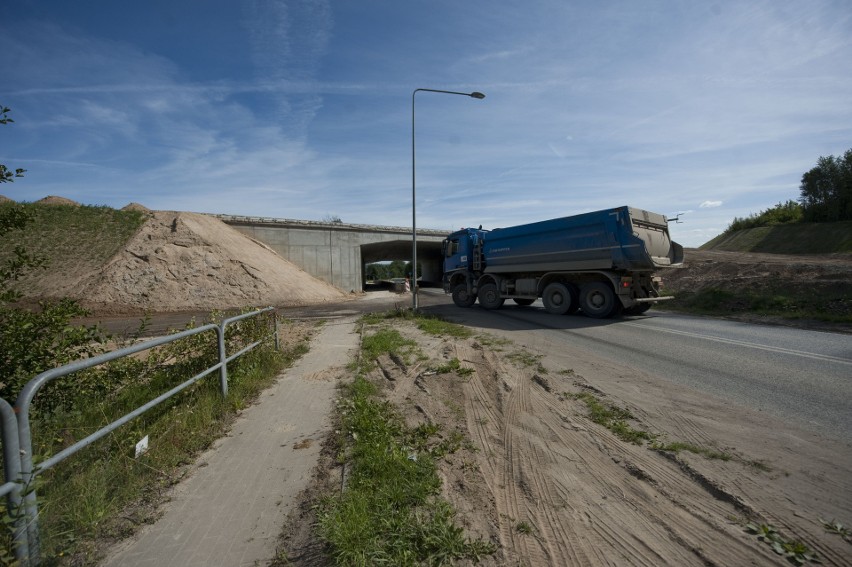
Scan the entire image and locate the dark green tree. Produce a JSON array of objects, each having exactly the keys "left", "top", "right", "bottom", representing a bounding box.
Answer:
[{"left": 799, "top": 148, "right": 852, "bottom": 222}]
